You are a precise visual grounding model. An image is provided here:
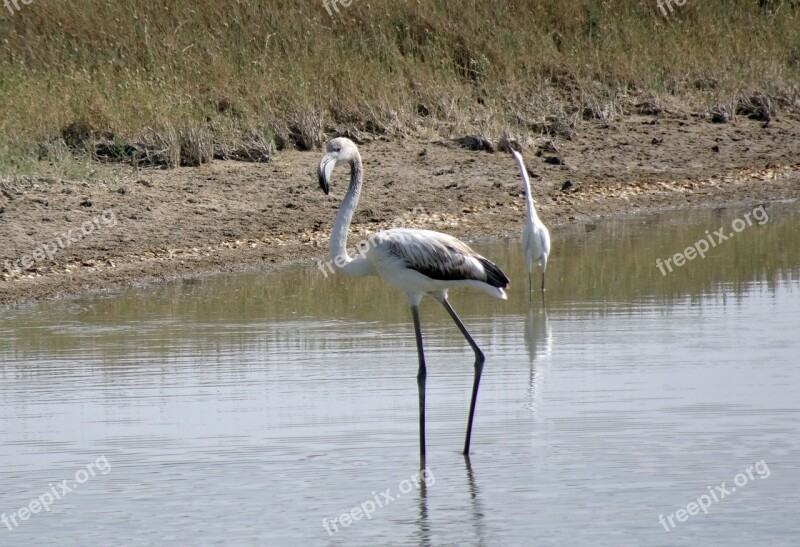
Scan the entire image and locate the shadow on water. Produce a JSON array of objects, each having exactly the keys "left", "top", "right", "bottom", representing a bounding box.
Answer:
[
  {"left": 464, "top": 456, "right": 487, "bottom": 547},
  {"left": 416, "top": 467, "right": 431, "bottom": 547}
]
